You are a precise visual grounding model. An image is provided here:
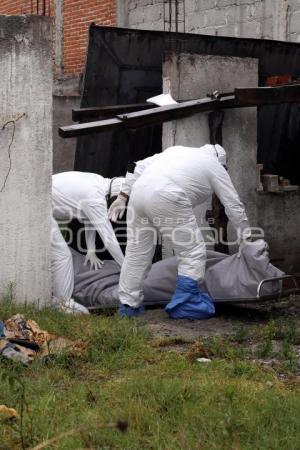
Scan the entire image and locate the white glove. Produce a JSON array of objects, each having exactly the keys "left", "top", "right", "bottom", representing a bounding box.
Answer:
[
  {"left": 108, "top": 194, "right": 127, "bottom": 222},
  {"left": 237, "top": 234, "right": 252, "bottom": 258},
  {"left": 84, "top": 250, "right": 104, "bottom": 270},
  {"left": 237, "top": 223, "right": 252, "bottom": 258}
]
